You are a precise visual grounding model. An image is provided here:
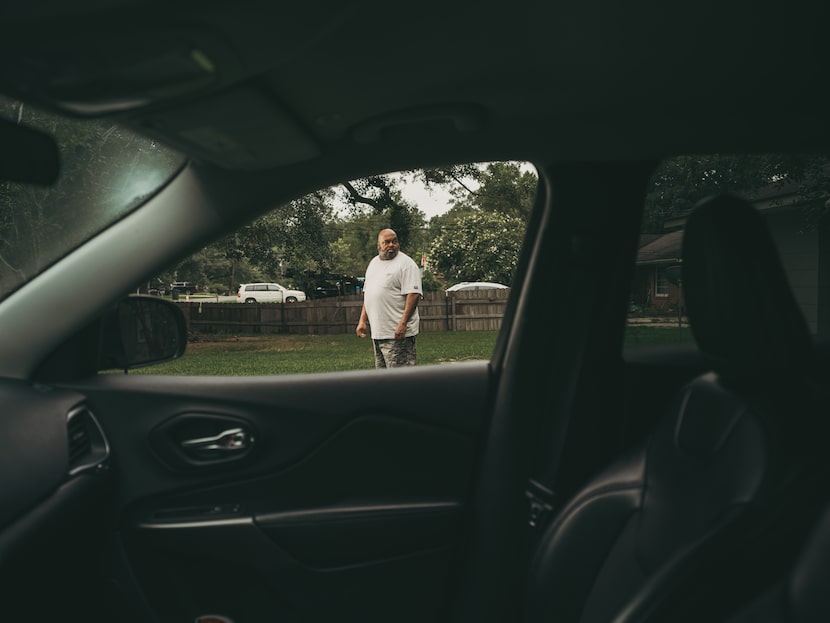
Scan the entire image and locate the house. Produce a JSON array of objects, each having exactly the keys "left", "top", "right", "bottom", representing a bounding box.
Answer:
[
  {"left": 631, "top": 230, "right": 684, "bottom": 313},
  {"left": 634, "top": 184, "right": 830, "bottom": 334}
]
